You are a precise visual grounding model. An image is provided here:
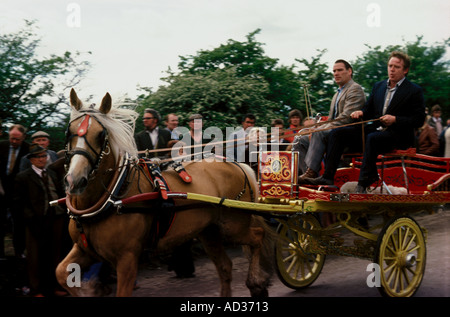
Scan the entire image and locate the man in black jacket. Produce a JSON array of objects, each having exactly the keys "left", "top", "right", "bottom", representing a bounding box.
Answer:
[
  {"left": 135, "top": 108, "right": 172, "bottom": 158},
  {"left": 13, "top": 144, "right": 66, "bottom": 296},
  {"left": 0, "top": 124, "right": 29, "bottom": 258},
  {"left": 302, "top": 51, "right": 425, "bottom": 193}
]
